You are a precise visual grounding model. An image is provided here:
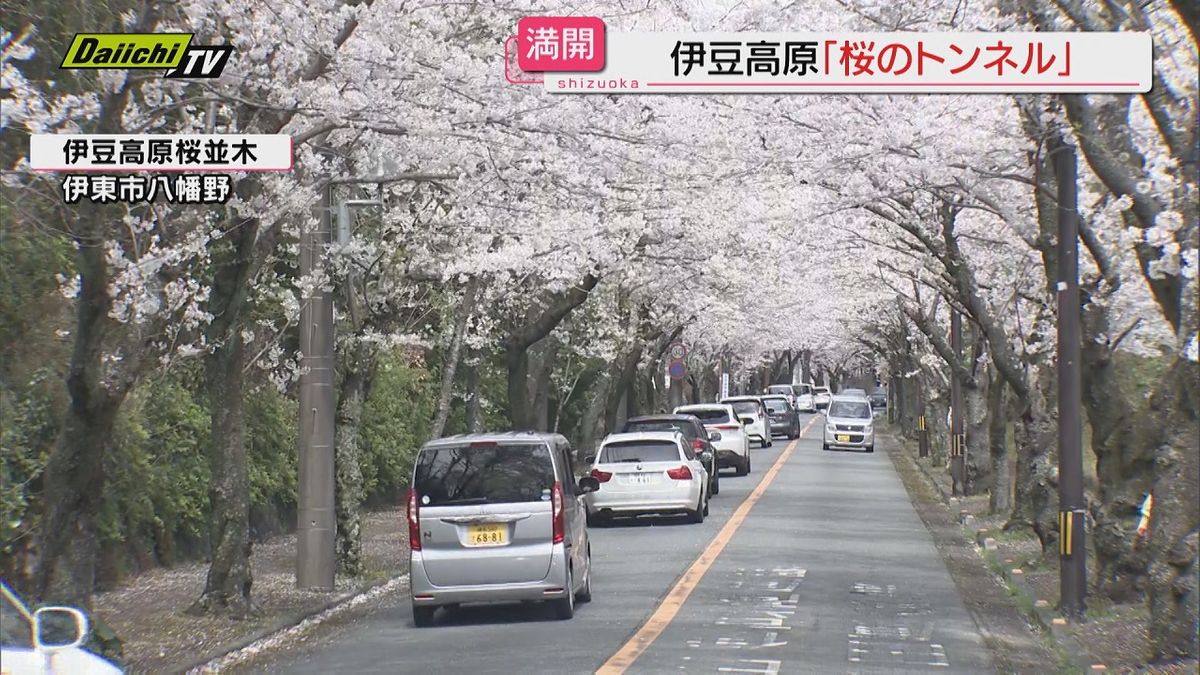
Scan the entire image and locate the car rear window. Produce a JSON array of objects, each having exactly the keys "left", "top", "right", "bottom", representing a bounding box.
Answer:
[
  {"left": 763, "top": 398, "right": 789, "bottom": 412},
  {"left": 414, "top": 443, "right": 554, "bottom": 506},
  {"left": 677, "top": 408, "right": 730, "bottom": 424},
  {"left": 623, "top": 420, "right": 687, "bottom": 435},
  {"left": 829, "top": 400, "right": 872, "bottom": 418},
  {"left": 767, "top": 386, "right": 792, "bottom": 395},
  {"left": 600, "top": 441, "right": 681, "bottom": 463},
  {"left": 727, "top": 401, "right": 759, "bottom": 415}
]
